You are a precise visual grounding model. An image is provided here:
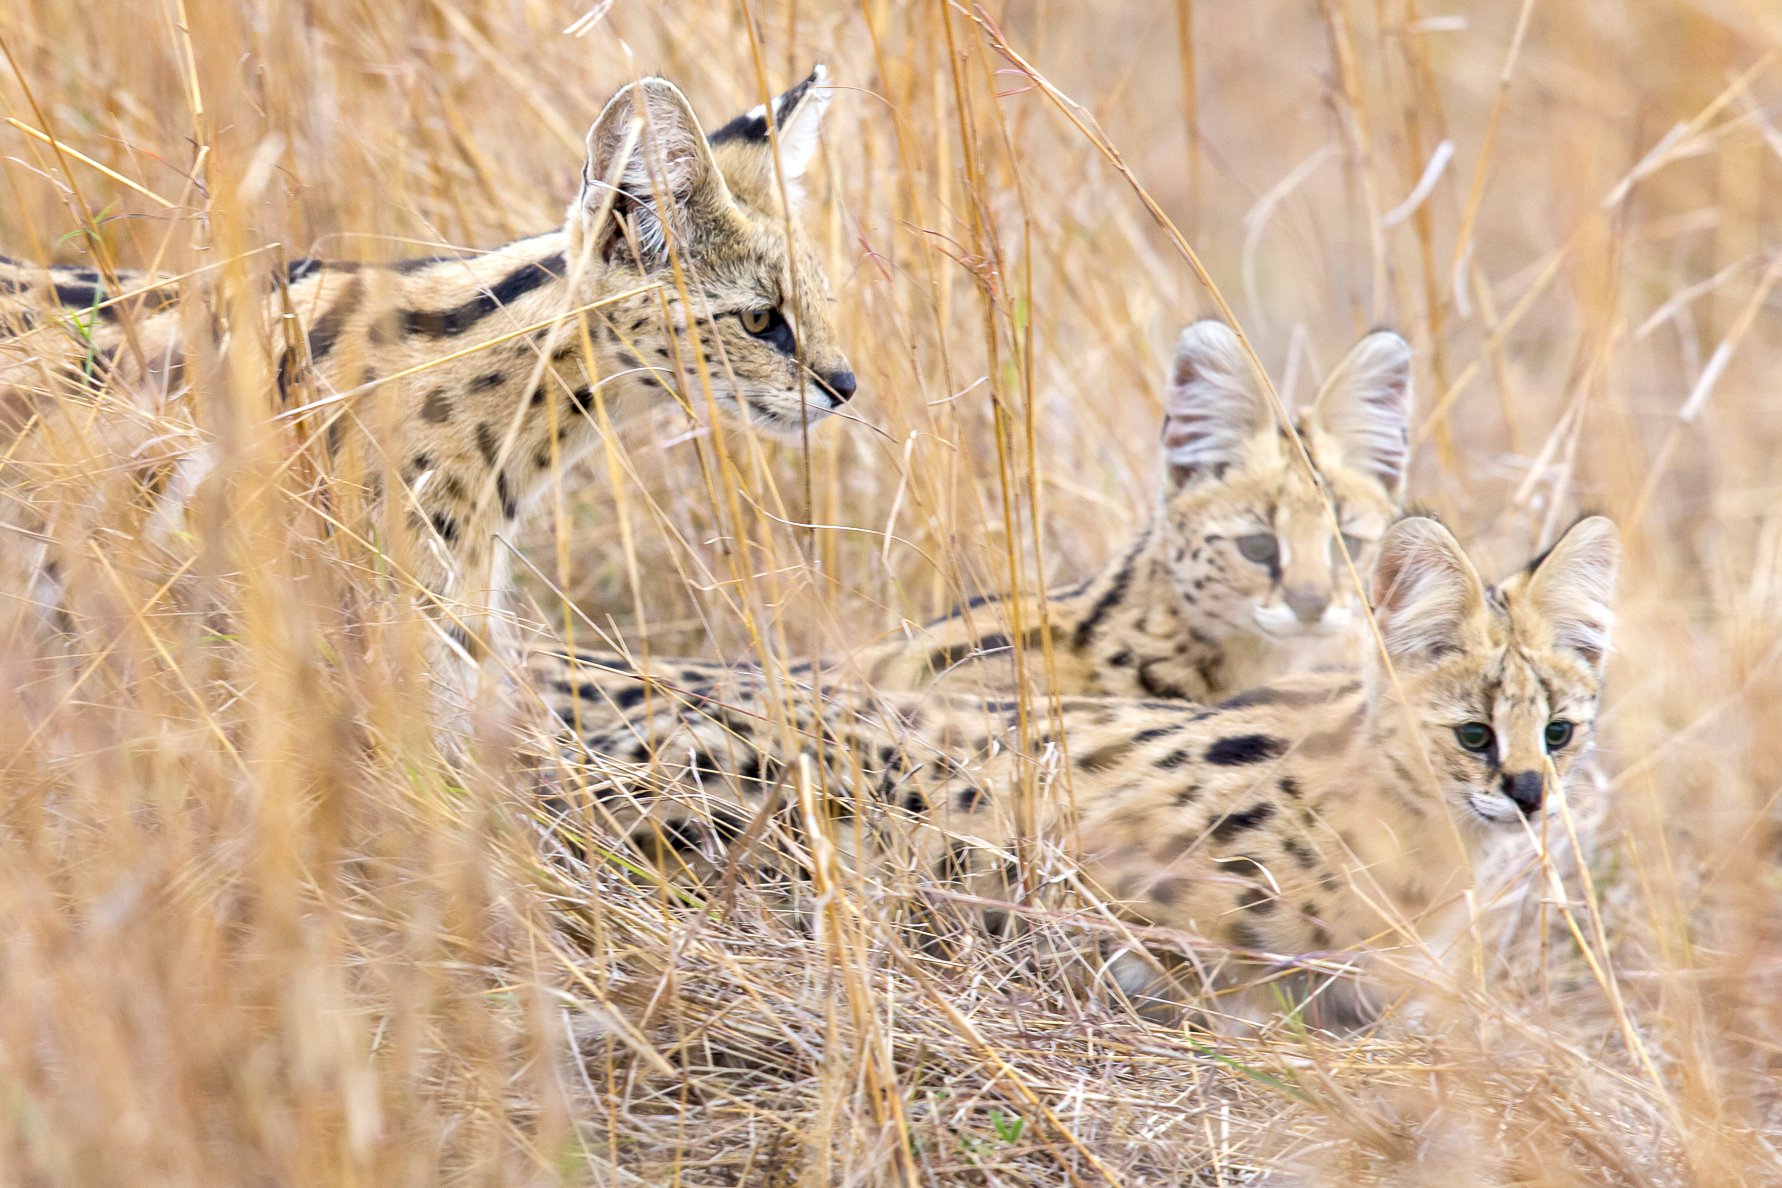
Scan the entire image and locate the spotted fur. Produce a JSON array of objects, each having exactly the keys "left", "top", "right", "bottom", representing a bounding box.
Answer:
[
  {"left": 857, "top": 323, "right": 1412, "bottom": 702},
  {"left": 534, "top": 515, "right": 1618, "bottom": 1028},
  {"left": 0, "top": 67, "right": 854, "bottom": 714}
]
